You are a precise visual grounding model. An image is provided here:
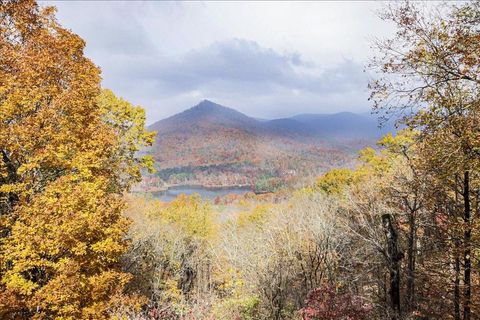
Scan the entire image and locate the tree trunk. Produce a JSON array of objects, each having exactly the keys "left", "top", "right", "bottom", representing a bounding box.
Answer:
[
  {"left": 406, "top": 209, "right": 416, "bottom": 312},
  {"left": 454, "top": 174, "right": 461, "bottom": 320},
  {"left": 463, "top": 171, "right": 471, "bottom": 320},
  {"left": 454, "top": 251, "right": 461, "bottom": 320},
  {"left": 382, "top": 214, "right": 402, "bottom": 319}
]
